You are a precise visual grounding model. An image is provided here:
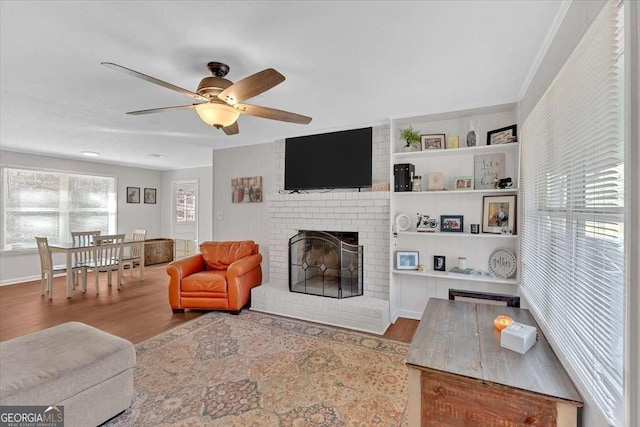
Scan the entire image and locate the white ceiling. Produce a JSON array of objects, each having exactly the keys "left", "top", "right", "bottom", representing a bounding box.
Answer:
[{"left": 0, "top": 1, "right": 563, "bottom": 171}]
